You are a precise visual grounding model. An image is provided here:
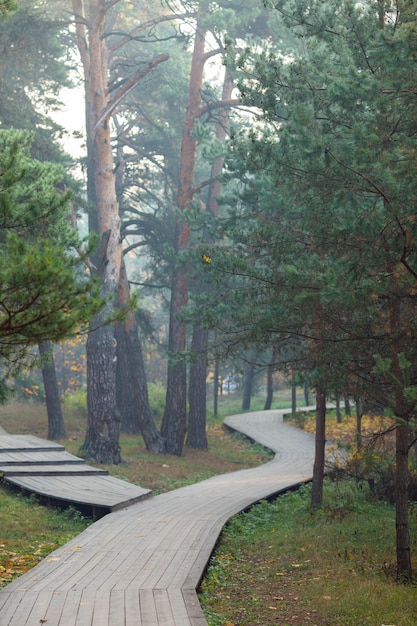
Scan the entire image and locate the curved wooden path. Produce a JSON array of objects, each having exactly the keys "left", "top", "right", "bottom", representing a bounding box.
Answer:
[{"left": 0, "top": 408, "right": 317, "bottom": 625}]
